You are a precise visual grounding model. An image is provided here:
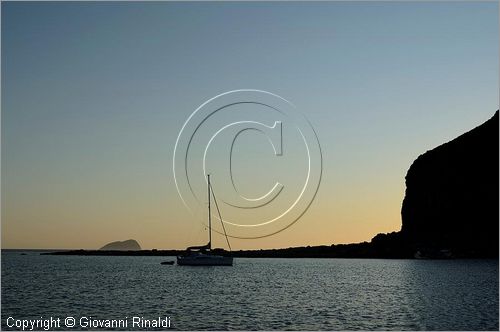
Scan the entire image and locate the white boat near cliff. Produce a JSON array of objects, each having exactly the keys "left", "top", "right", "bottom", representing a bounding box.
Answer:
[{"left": 177, "top": 175, "right": 233, "bottom": 266}]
